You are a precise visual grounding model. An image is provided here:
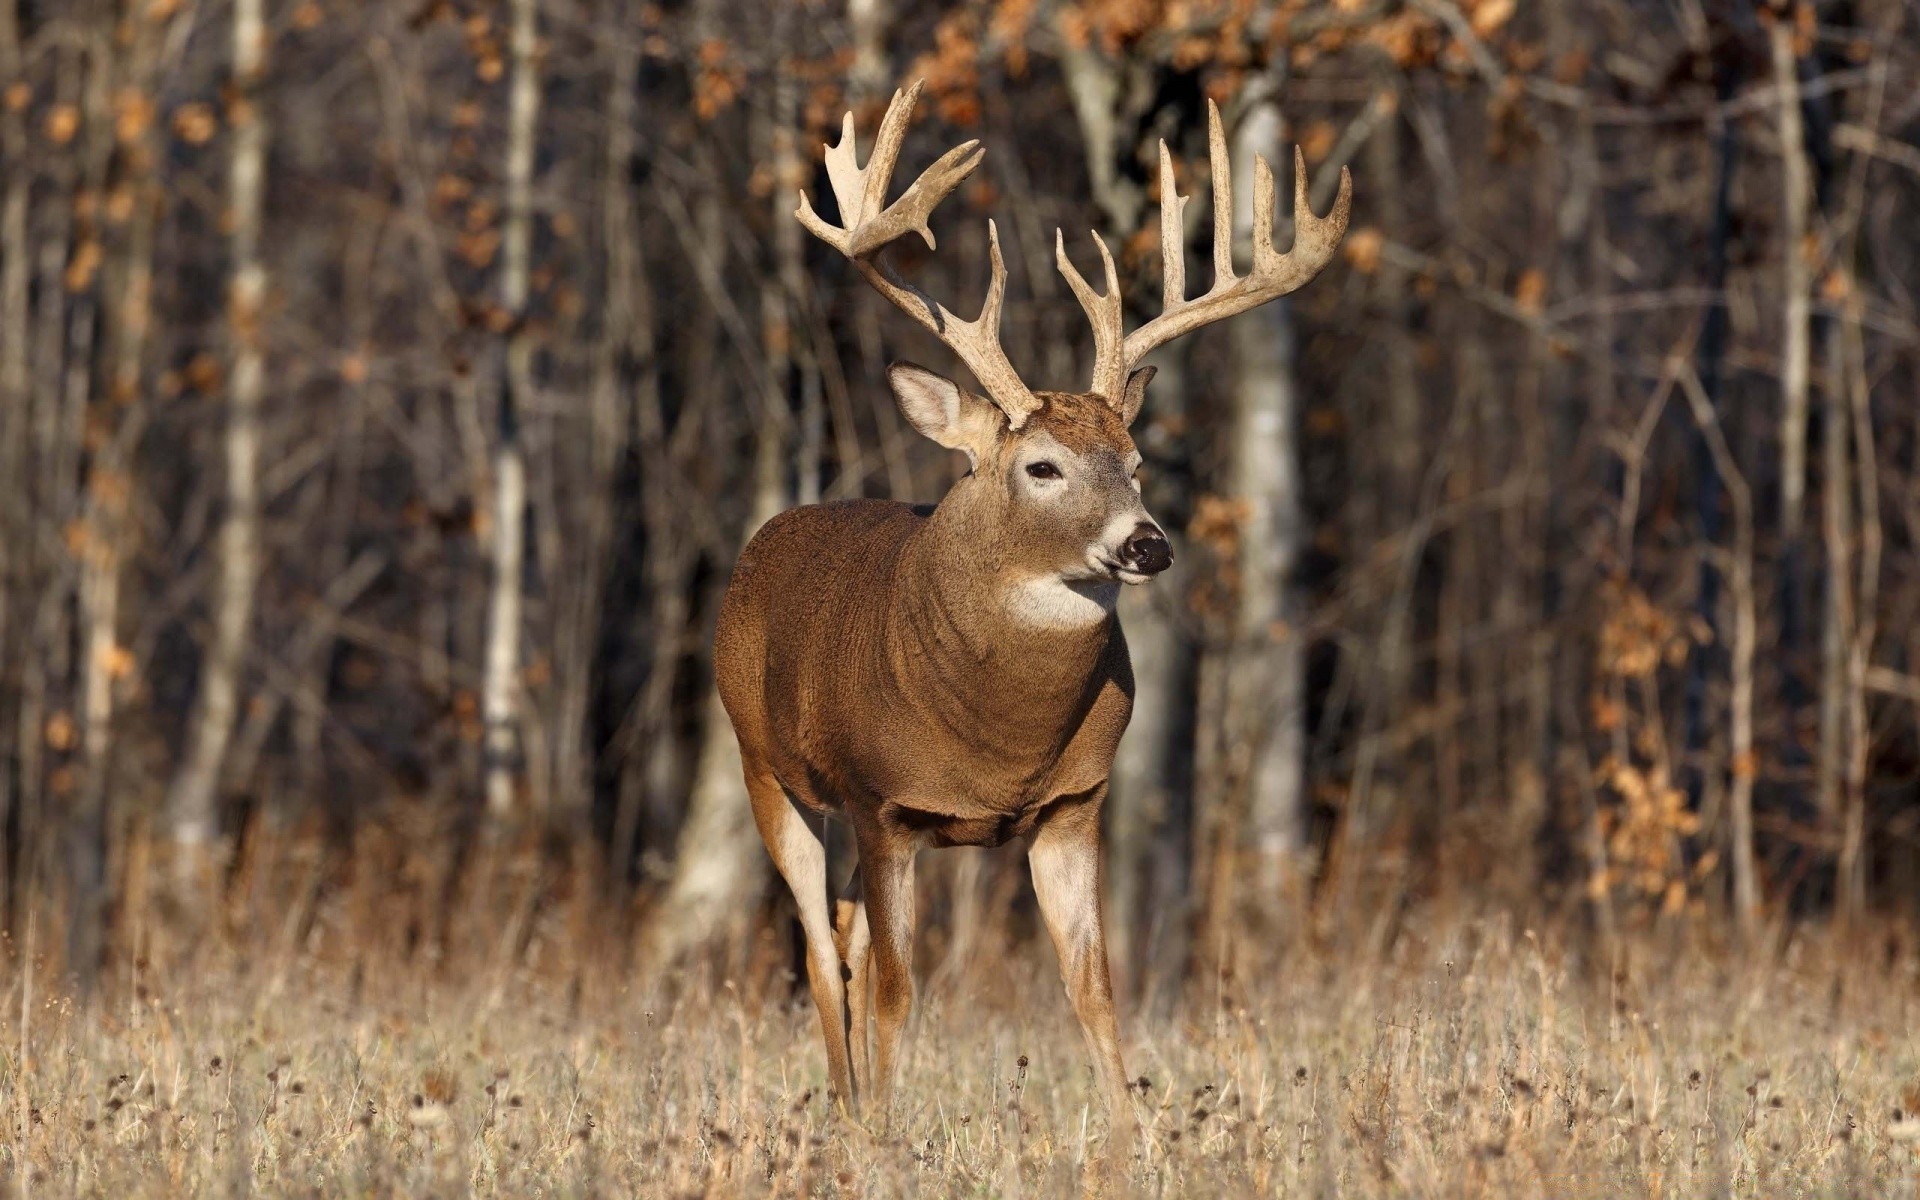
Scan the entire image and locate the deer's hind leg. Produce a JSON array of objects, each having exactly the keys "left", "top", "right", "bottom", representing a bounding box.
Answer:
[
  {"left": 833, "top": 864, "right": 871, "bottom": 1099},
  {"left": 852, "top": 816, "right": 917, "bottom": 1128},
  {"left": 747, "top": 764, "right": 857, "bottom": 1113}
]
